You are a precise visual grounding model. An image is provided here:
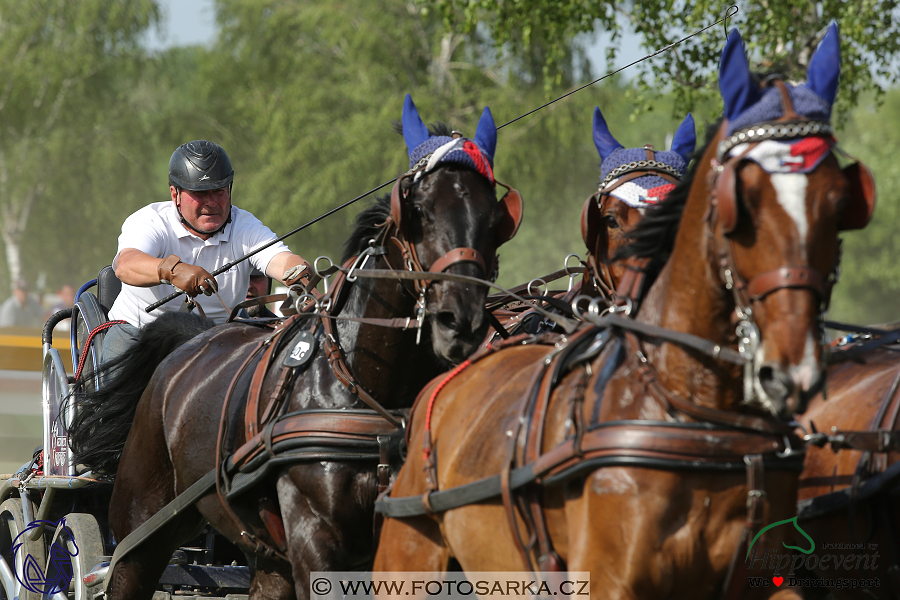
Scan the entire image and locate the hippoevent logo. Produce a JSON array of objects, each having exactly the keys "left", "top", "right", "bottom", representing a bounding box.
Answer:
[
  {"left": 13, "top": 517, "right": 78, "bottom": 595},
  {"left": 745, "top": 516, "right": 881, "bottom": 590}
]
